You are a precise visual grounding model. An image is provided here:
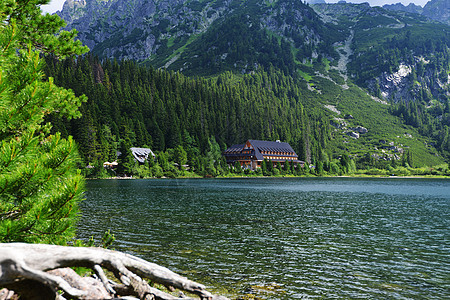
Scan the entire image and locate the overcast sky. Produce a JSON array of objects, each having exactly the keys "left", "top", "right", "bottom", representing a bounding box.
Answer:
[{"left": 40, "top": 0, "right": 431, "bottom": 14}]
